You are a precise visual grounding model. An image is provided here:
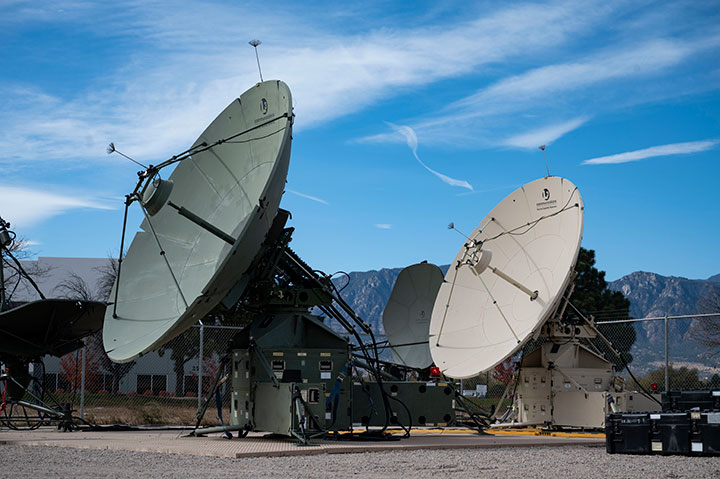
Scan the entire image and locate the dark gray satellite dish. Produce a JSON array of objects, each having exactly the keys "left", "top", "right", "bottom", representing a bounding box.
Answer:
[
  {"left": 0, "top": 300, "right": 105, "bottom": 359},
  {"left": 0, "top": 216, "right": 105, "bottom": 431},
  {"left": 0, "top": 216, "right": 105, "bottom": 360}
]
